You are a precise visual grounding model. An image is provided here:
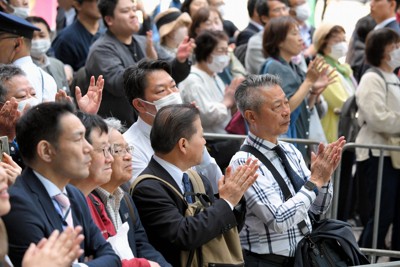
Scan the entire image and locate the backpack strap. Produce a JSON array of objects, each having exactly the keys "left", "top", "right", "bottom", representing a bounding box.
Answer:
[
  {"left": 131, "top": 174, "right": 185, "bottom": 201},
  {"left": 122, "top": 193, "right": 135, "bottom": 223},
  {"left": 132, "top": 173, "right": 205, "bottom": 267},
  {"left": 186, "top": 169, "right": 206, "bottom": 194}
]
